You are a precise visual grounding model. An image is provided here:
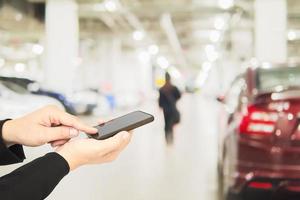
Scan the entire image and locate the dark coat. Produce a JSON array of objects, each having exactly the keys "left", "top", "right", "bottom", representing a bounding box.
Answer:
[{"left": 159, "top": 83, "right": 181, "bottom": 112}]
